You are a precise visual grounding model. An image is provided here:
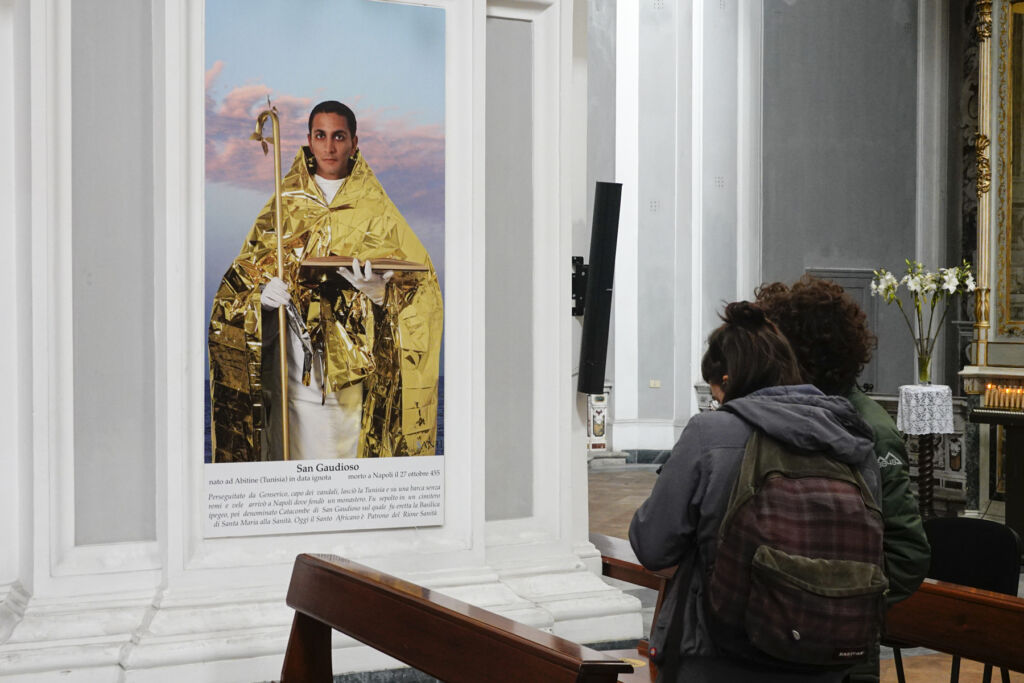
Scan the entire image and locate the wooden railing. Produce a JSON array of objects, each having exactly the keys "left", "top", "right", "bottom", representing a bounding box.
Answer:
[
  {"left": 590, "top": 532, "right": 1024, "bottom": 674},
  {"left": 885, "top": 577, "right": 1024, "bottom": 672},
  {"left": 280, "top": 553, "right": 635, "bottom": 682}
]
